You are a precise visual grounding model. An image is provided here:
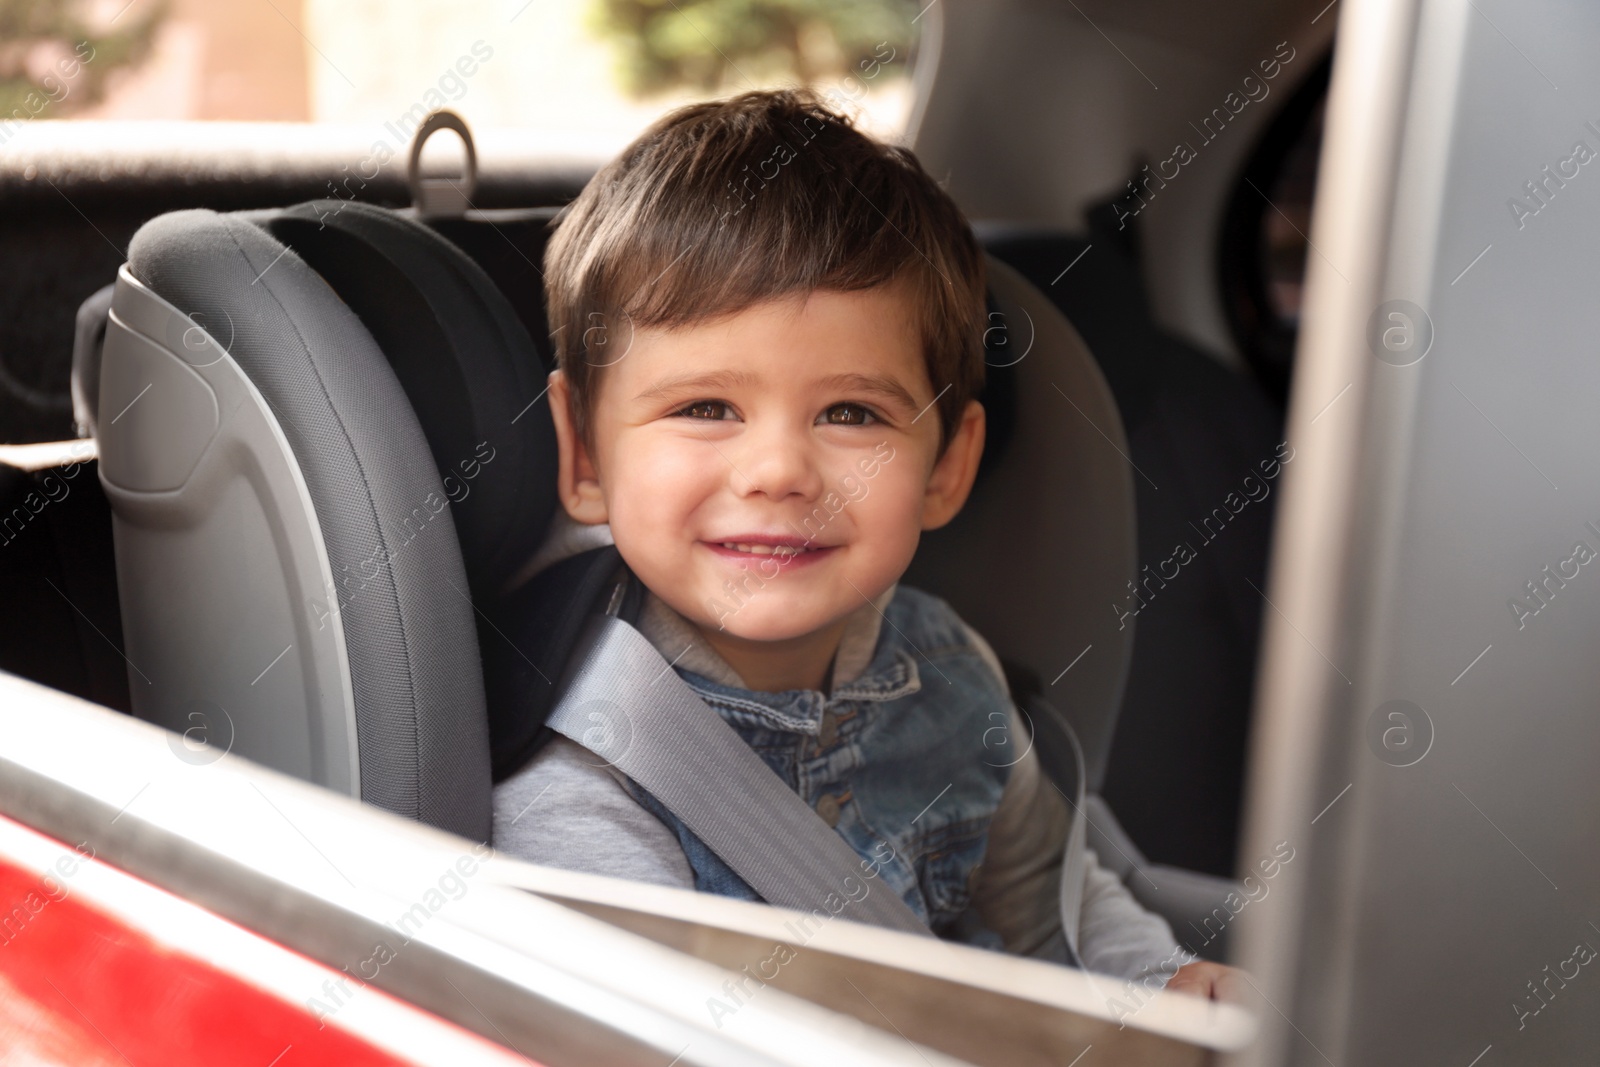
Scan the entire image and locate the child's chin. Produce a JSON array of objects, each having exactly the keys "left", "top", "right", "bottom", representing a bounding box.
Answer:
[{"left": 708, "top": 604, "right": 834, "bottom": 643}]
